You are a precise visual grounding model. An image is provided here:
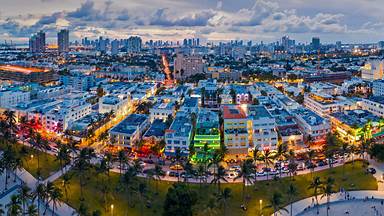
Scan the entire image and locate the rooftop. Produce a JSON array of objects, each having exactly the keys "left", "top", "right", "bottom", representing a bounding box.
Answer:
[
  {"left": 0, "top": 65, "right": 49, "bottom": 74},
  {"left": 144, "top": 119, "right": 168, "bottom": 138},
  {"left": 110, "top": 114, "right": 148, "bottom": 135},
  {"left": 331, "top": 109, "right": 380, "bottom": 128},
  {"left": 223, "top": 105, "right": 247, "bottom": 119}
]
